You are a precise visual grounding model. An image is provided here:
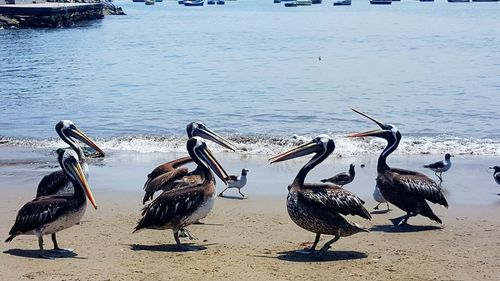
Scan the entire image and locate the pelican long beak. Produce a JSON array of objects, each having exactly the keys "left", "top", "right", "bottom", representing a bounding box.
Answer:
[
  {"left": 195, "top": 126, "right": 237, "bottom": 152},
  {"left": 351, "top": 108, "right": 386, "bottom": 129},
  {"left": 199, "top": 145, "right": 230, "bottom": 184},
  {"left": 269, "top": 140, "right": 319, "bottom": 164},
  {"left": 69, "top": 127, "right": 105, "bottom": 157},
  {"left": 347, "top": 129, "right": 386, "bottom": 138},
  {"left": 69, "top": 161, "right": 98, "bottom": 209}
]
